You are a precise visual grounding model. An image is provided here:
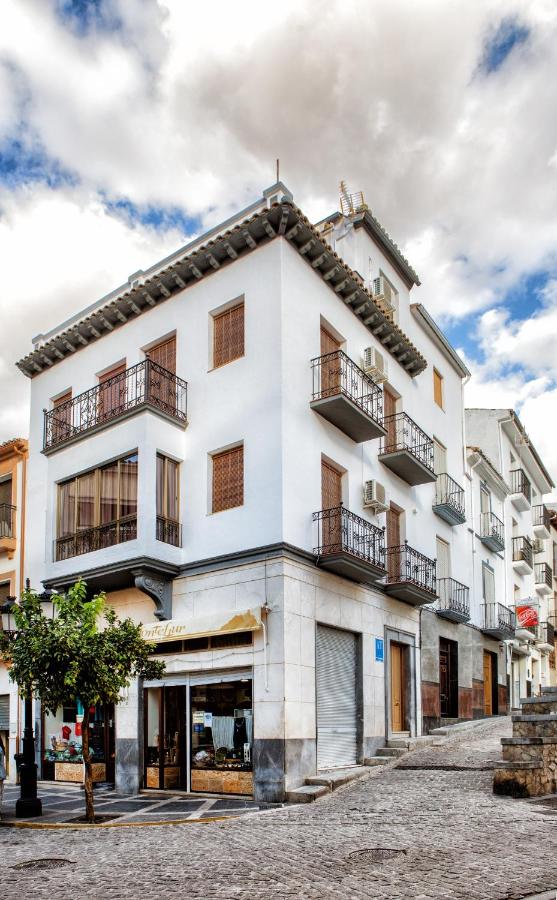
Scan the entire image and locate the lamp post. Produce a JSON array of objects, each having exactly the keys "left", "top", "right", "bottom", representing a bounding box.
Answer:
[{"left": 1, "top": 586, "right": 54, "bottom": 818}]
